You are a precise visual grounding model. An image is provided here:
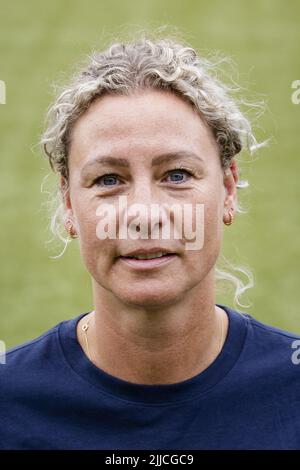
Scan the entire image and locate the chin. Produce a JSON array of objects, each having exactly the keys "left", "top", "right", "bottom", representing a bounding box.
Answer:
[{"left": 116, "top": 285, "right": 183, "bottom": 309}]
